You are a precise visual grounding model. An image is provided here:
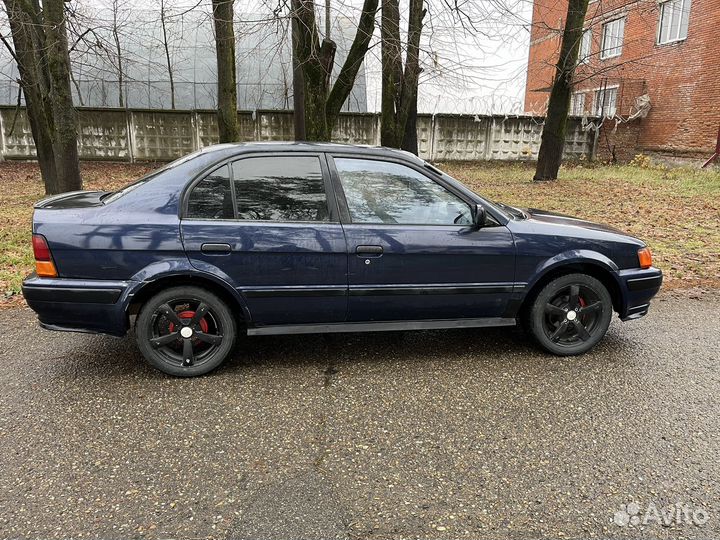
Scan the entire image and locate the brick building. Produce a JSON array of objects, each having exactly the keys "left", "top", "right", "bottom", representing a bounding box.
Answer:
[{"left": 524, "top": 0, "right": 720, "bottom": 159}]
